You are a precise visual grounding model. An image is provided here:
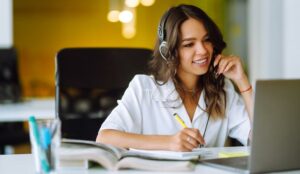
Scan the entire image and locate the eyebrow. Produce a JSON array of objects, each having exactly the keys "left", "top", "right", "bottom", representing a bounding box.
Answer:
[
  {"left": 181, "top": 37, "right": 196, "bottom": 42},
  {"left": 181, "top": 34, "right": 209, "bottom": 42}
]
